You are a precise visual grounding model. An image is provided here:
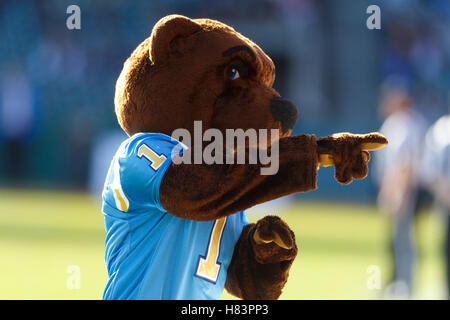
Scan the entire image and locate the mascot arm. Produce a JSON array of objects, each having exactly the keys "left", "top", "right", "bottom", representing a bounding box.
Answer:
[
  {"left": 160, "top": 134, "right": 318, "bottom": 221},
  {"left": 225, "top": 216, "right": 297, "bottom": 300}
]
